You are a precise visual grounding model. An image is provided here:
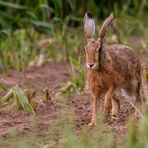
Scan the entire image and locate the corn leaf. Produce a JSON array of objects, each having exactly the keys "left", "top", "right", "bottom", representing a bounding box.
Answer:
[{"left": 0, "top": 1, "right": 27, "bottom": 10}]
